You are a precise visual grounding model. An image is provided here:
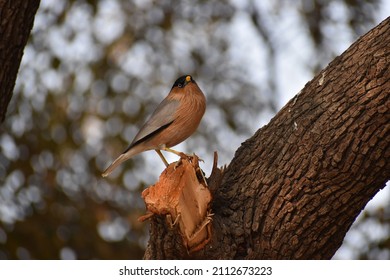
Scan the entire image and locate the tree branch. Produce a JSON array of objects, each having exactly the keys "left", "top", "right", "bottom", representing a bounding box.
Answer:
[
  {"left": 0, "top": 0, "right": 40, "bottom": 122},
  {"left": 145, "top": 17, "right": 390, "bottom": 259}
]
